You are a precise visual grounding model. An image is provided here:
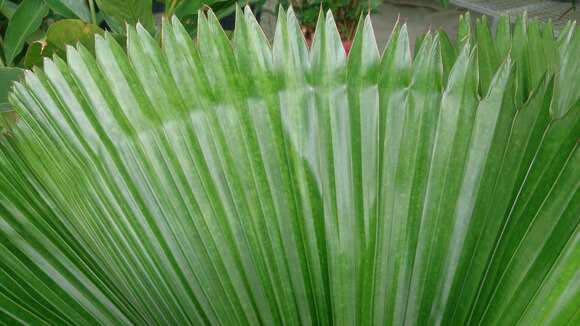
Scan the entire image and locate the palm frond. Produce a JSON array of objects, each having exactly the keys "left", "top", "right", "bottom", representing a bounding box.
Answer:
[{"left": 0, "top": 7, "right": 578, "bottom": 325}]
